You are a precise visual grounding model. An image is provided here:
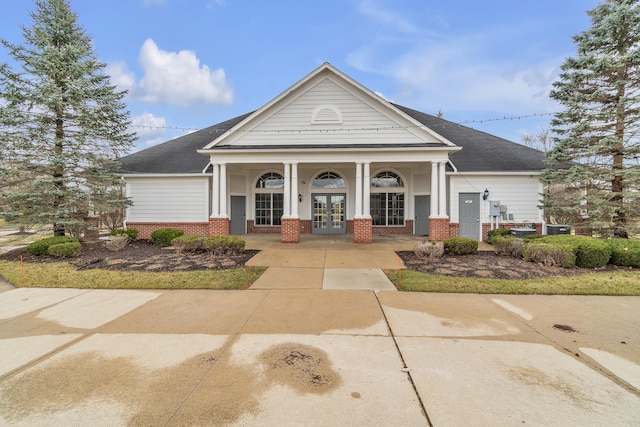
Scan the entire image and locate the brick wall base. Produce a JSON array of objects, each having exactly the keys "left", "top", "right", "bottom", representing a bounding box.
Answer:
[
  {"left": 429, "top": 217, "right": 450, "bottom": 241},
  {"left": 353, "top": 217, "right": 373, "bottom": 243},
  {"left": 373, "top": 220, "right": 413, "bottom": 235},
  {"left": 125, "top": 222, "right": 209, "bottom": 239},
  {"left": 281, "top": 218, "right": 301, "bottom": 243},
  {"left": 208, "top": 217, "right": 230, "bottom": 236}
]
